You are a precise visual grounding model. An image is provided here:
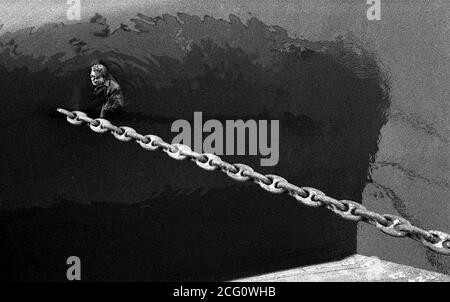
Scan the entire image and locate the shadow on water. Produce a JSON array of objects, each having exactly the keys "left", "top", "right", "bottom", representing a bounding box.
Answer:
[
  {"left": 0, "top": 13, "right": 389, "bottom": 280},
  {"left": 1, "top": 187, "right": 356, "bottom": 281}
]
